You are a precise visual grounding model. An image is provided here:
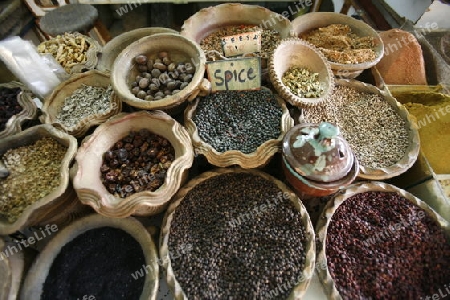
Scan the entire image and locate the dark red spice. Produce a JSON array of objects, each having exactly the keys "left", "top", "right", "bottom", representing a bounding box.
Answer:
[
  {"left": 326, "top": 191, "right": 450, "bottom": 299},
  {"left": 0, "top": 87, "right": 22, "bottom": 131},
  {"left": 41, "top": 227, "right": 146, "bottom": 300}
]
